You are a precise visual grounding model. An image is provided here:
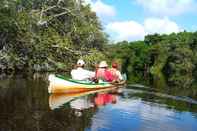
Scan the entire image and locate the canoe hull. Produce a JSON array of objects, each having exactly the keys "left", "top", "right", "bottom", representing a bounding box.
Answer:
[
  {"left": 48, "top": 74, "right": 114, "bottom": 94},
  {"left": 49, "top": 85, "right": 114, "bottom": 93}
]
